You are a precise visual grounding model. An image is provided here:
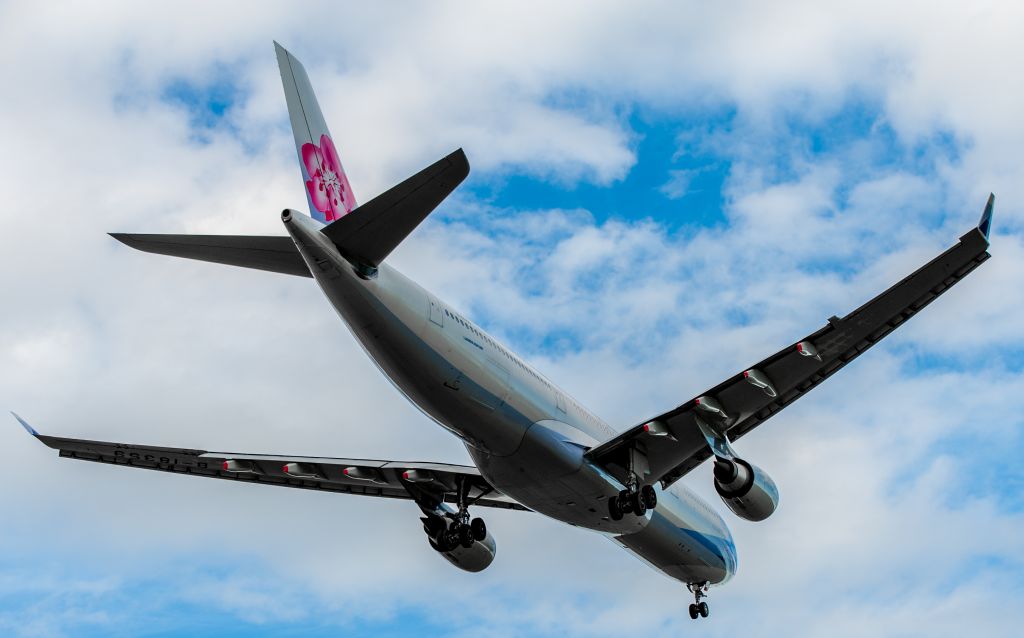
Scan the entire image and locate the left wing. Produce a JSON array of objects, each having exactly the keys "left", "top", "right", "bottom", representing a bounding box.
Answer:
[
  {"left": 13, "top": 414, "right": 527, "bottom": 511},
  {"left": 586, "top": 197, "right": 995, "bottom": 489}
]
